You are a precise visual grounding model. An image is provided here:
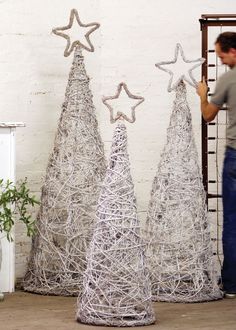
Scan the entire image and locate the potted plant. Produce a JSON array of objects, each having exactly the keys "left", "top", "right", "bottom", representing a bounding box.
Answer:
[{"left": 0, "top": 178, "right": 39, "bottom": 301}]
